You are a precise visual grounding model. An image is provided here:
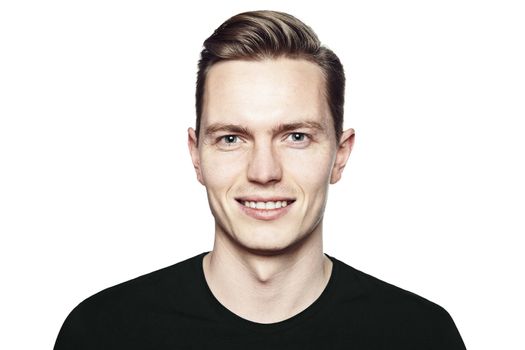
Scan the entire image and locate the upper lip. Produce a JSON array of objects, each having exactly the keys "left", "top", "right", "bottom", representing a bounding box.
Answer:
[{"left": 235, "top": 196, "right": 295, "bottom": 202}]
